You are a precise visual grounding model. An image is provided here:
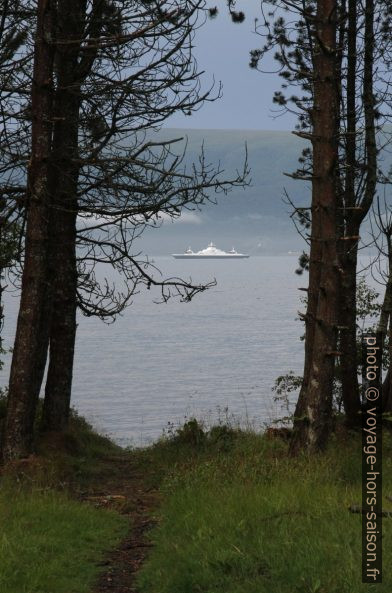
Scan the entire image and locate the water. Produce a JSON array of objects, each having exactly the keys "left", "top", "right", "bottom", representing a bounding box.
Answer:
[{"left": 1, "top": 256, "right": 305, "bottom": 446}]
